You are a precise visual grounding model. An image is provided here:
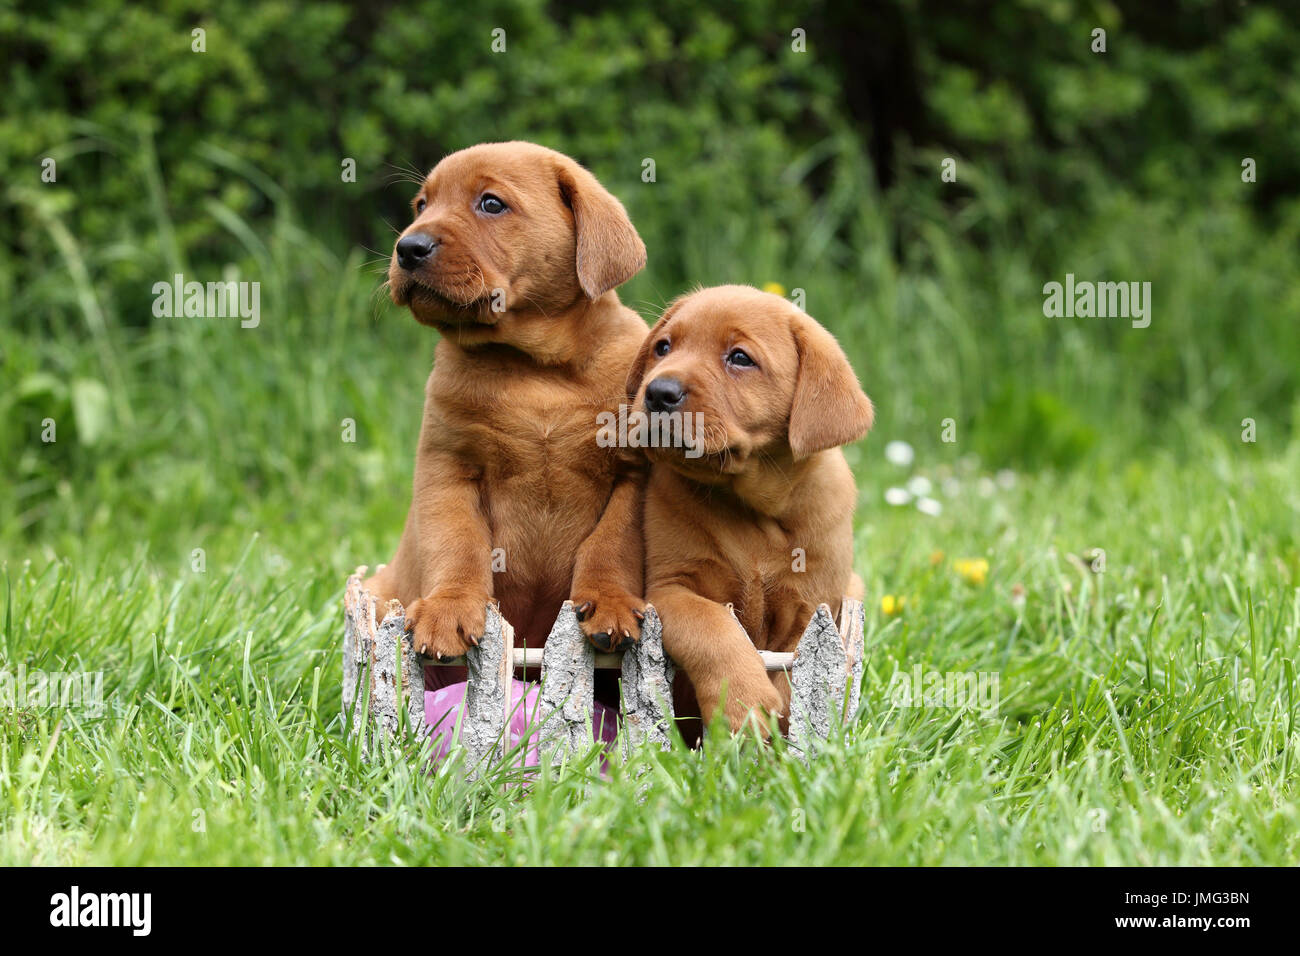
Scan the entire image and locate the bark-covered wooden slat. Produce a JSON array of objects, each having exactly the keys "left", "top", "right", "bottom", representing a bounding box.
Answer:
[
  {"left": 787, "top": 603, "right": 847, "bottom": 758},
  {"left": 343, "top": 571, "right": 424, "bottom": 756},
  {"left": 460, "top": 604, "right": 514, "bottom": 778},
  {"left": 619, "top": 605, "right": 675, "bottom": 753},
  {"left": 839, "top": 598, "right": 866, "bottom": 720},
  {"left": 537, "top": 601, "right": 596, "bottom": 759}
]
